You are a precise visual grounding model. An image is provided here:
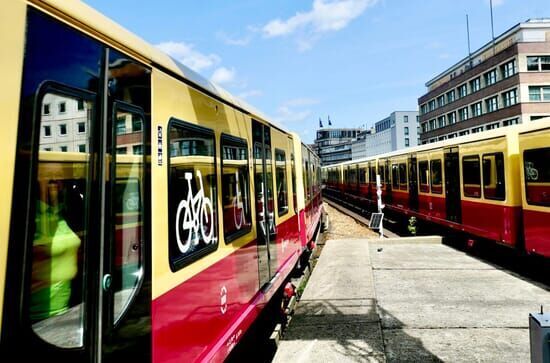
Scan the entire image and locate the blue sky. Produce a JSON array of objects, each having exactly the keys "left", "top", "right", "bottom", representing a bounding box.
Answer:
[{"left": 84, "top": 0, "right": 549, "bottom": 143}]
